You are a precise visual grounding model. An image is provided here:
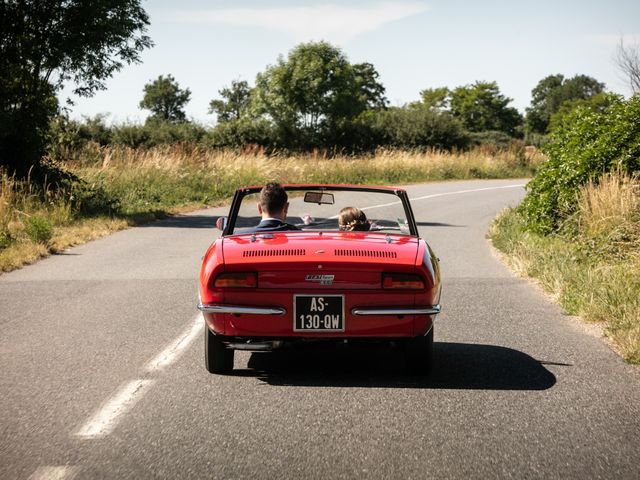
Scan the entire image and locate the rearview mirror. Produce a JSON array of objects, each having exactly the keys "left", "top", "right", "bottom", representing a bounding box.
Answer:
[
  {"left": 216, "top": 216, "right": 228, "bottom": 231},
  {"left": 304, "top": 191, "right": 335, "bottom": 205}
]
